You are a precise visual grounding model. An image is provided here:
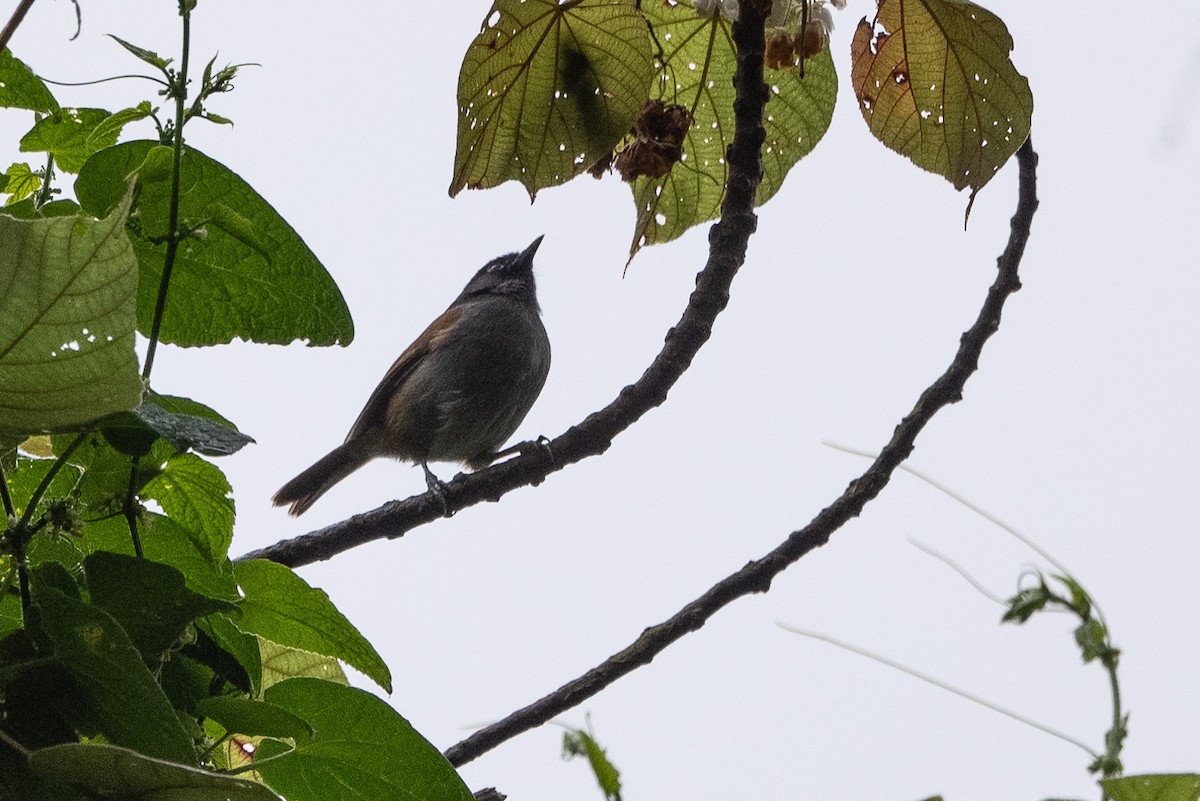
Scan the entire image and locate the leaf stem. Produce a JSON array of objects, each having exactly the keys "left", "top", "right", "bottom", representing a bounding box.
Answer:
[{"left": 142, "top": 2, "right": 192, "bottom": 381}]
